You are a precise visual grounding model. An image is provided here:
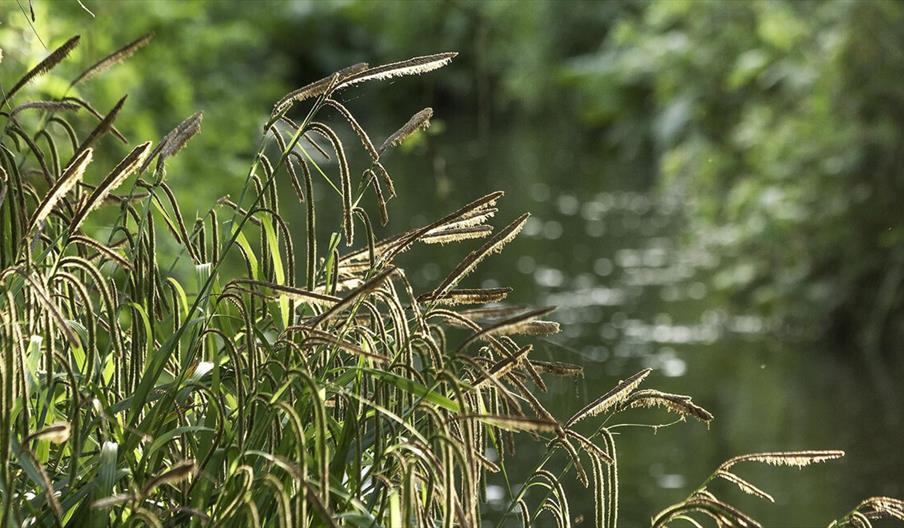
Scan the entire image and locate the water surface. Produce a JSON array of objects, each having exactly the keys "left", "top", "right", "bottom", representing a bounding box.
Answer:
[{"left": 307, "top": 111, "right": 904, "bottom": 526}]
